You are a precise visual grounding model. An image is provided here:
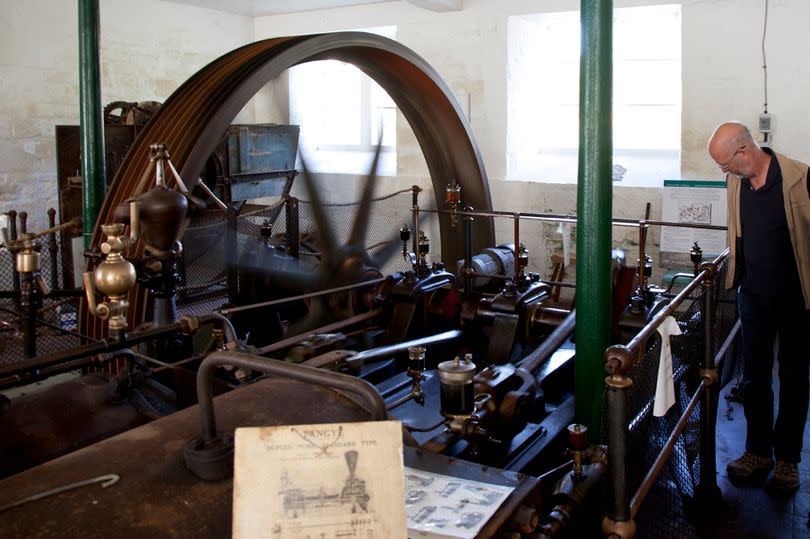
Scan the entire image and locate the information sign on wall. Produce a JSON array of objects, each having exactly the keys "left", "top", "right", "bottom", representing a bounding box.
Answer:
[{"left": 660, "top": 179, "right": 727, "bottom": 255}]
